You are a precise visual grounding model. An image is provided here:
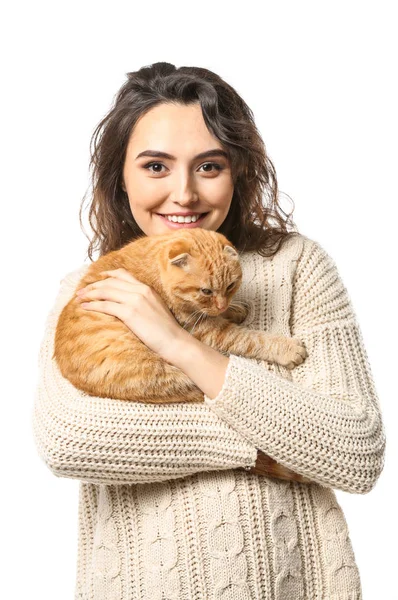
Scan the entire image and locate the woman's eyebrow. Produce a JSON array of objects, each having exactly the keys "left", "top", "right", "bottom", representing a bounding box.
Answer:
[{"left": 135, "top": 149, "right": 229, "bottom": 161}]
